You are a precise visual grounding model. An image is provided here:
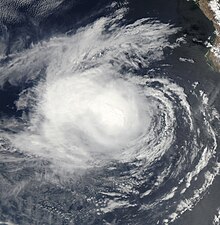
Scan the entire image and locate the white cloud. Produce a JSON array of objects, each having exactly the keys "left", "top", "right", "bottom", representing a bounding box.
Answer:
[{"left": 0, "top": 8, "right": 179, "bottom": 171}]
